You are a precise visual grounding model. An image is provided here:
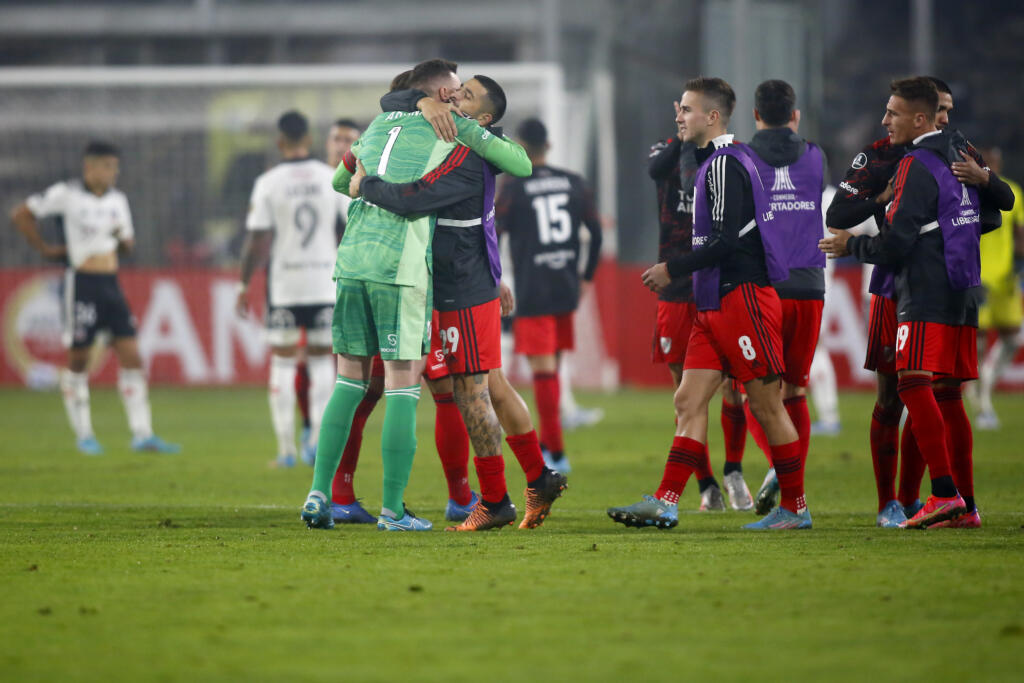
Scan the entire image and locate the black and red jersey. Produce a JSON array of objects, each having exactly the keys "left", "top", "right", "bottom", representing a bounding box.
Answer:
[
  {"left": 496, "top": 165, "right": 602, "bottom": 317},
  {"left": 648, "top": 137, "right": 697, "bottom": 303},
  {"left": 827, "top": 136, "right": 906, "bottom": 231}
]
